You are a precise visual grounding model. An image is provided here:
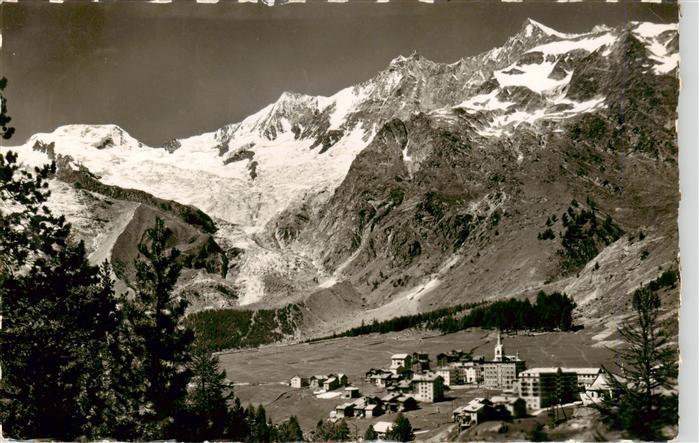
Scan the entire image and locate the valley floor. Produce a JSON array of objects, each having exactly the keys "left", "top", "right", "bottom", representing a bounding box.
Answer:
[{"left": 217, "top": 327, "right": 616, "bottom": 438}]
